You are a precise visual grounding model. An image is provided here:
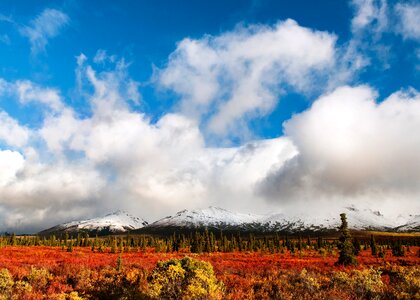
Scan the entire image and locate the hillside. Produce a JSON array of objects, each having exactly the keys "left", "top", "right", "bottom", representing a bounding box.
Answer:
[{"left": 38, "top": 211, "right": 148, "bottom": 236}]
